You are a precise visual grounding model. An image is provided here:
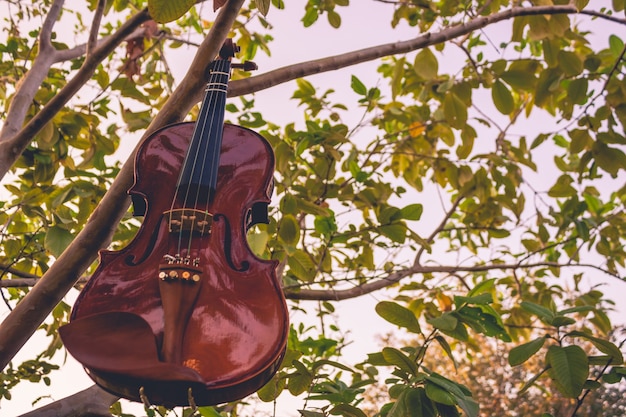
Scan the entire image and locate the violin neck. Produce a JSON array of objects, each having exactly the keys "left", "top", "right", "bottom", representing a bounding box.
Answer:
[{"left": 176, "top": 58, "right": 232, "bottom": 201}]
